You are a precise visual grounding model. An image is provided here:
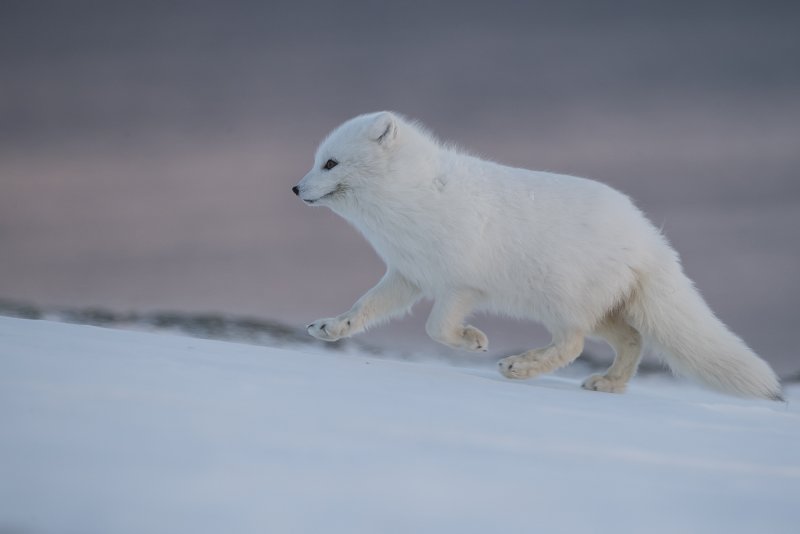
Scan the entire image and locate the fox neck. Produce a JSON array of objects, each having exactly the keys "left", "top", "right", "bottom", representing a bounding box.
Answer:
[{"left": 331, "top": 151, "right": 445, "bottom": 267}]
